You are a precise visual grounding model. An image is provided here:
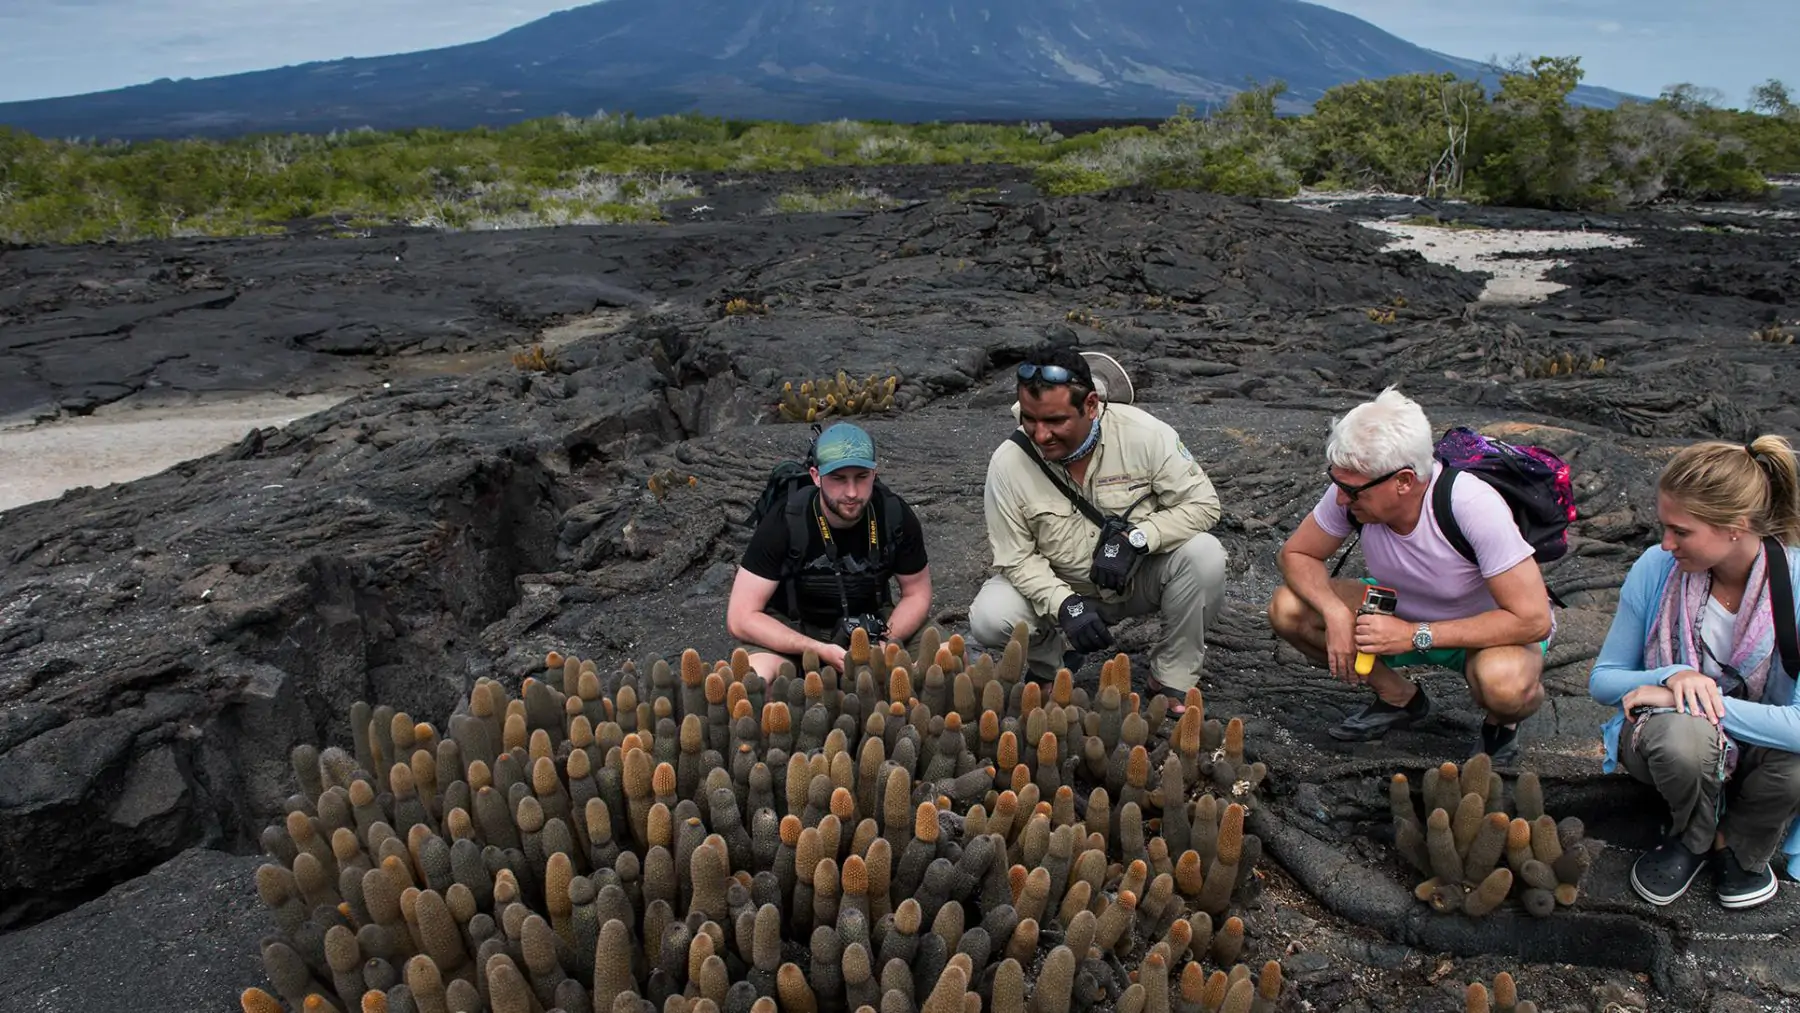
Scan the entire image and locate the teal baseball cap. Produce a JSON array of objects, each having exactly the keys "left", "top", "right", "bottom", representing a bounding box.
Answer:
[{"left": 813, "top": 422, "right": 877, "bottom": 474}]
